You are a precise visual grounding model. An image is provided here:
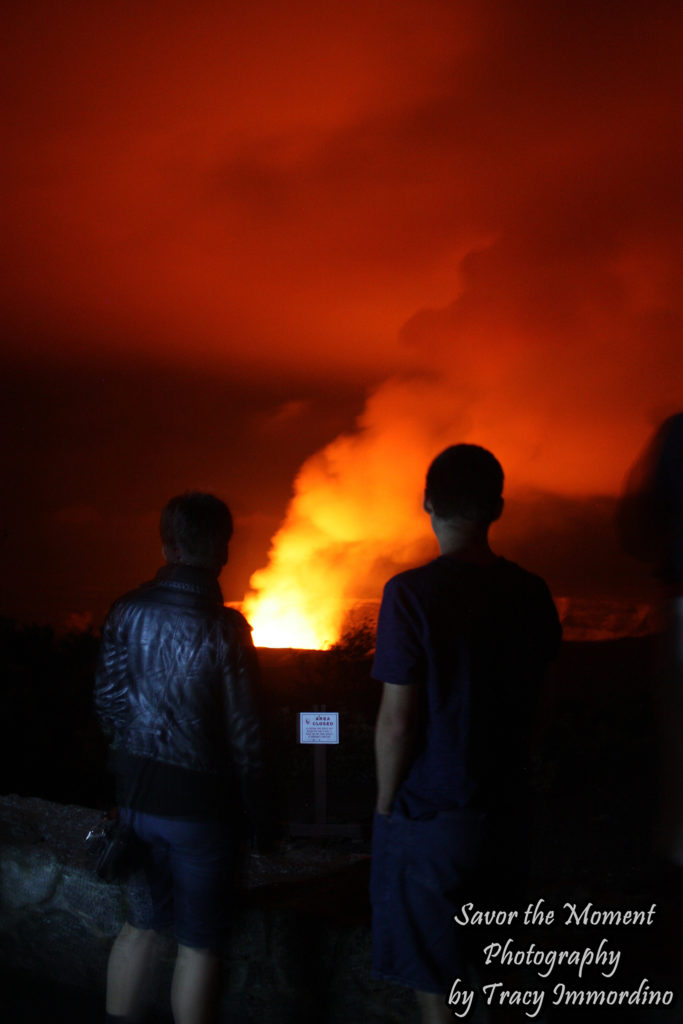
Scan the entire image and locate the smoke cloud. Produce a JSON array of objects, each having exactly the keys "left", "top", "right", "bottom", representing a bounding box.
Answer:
[
  {"left": 3, "top": 1, "right": 682, "bottom": 635},
  {"left": 244, "top": 0, "right": 683, "bottom": 645}
]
